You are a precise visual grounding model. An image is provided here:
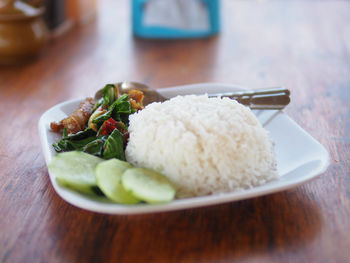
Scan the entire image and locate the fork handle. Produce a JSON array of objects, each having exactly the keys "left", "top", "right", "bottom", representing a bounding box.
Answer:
[{"left": 208, "top": 88, "right": 290, "bottom": 110}]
